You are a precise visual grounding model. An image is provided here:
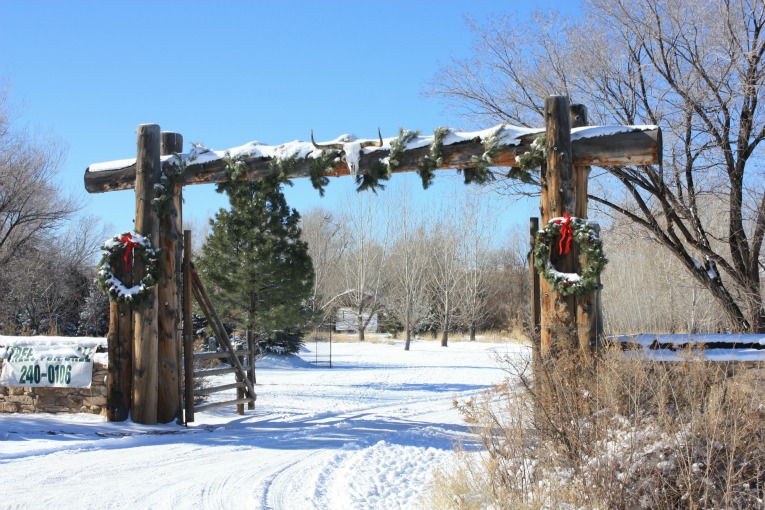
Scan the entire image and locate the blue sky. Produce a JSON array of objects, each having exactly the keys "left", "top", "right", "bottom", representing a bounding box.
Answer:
[{"left": 1, "top": 0, "right": 580, "bottom": 239}]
